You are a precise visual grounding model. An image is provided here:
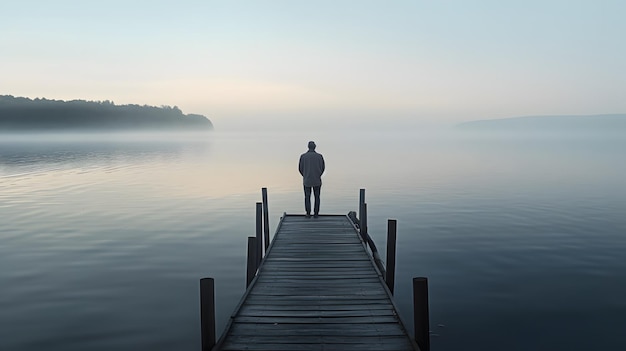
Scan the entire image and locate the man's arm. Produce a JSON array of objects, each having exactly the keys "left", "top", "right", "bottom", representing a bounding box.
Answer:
[
  {"left": 320, "top": 155, "right": 325, "bottom": 174},
  {"left": 298, "top": 155, "right": 304, "bottom": 176}
]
